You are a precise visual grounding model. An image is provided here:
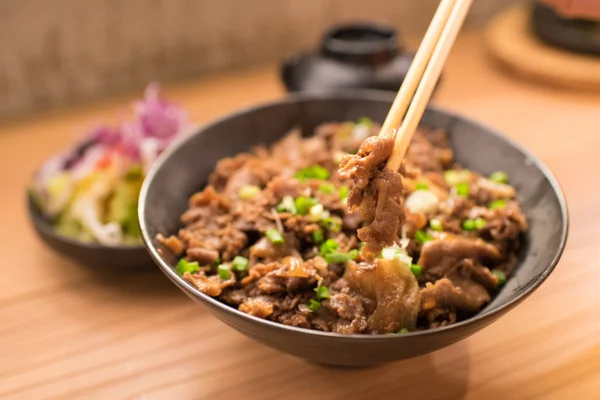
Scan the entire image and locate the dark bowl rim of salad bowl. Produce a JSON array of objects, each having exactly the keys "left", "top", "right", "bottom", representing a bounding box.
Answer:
[{"left": 138, "top": 89, "right": 569, "bottom": 340}]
